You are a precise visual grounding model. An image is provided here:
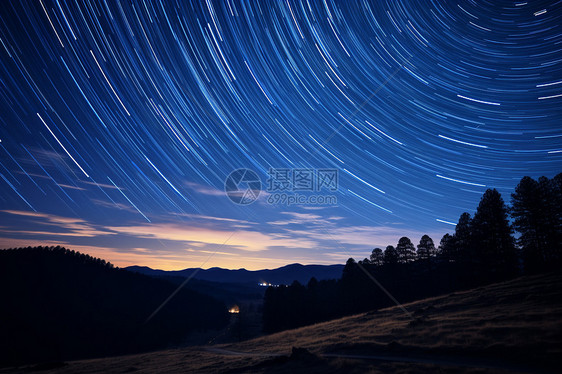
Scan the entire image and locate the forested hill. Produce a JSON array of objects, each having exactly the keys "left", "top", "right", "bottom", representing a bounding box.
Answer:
[
  {"left": 0, "top": 246, "right": 229, "bottom": 366},
  {"left": 126, "top": 263, "right": 345, "bottom": 285}
]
